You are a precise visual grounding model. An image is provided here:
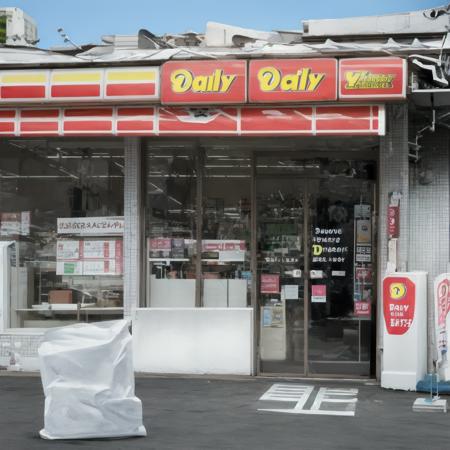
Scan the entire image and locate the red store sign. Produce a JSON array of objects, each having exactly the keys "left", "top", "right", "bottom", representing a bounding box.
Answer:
[
  {"left": 161, "top": 60, "right": 247, "bottom": 104},
  {"left": 383, "top": 276, "right": 415, "bottom": 335},
  {"left": 249, "top": 59, "right": 337, "bottom": 103}
]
